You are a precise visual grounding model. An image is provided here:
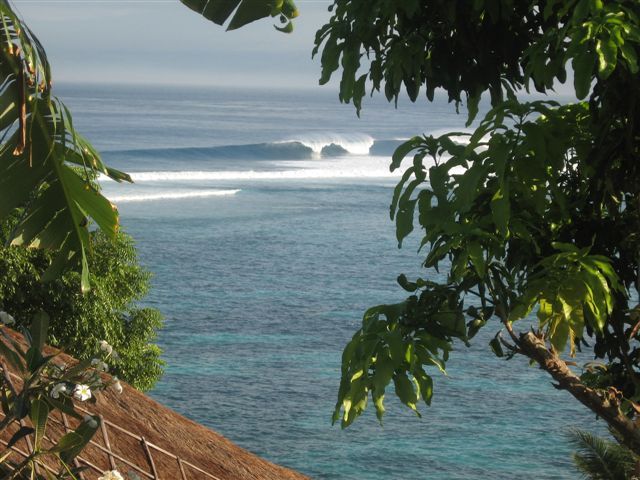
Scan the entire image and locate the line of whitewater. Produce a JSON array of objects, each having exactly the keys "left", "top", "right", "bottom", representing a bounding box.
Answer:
[
  {"left": 108, "top": 189, "right": 241, "bottom": 203},
  {"left": 122, "top": 169, "right": 397, "bottom": 182}
]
